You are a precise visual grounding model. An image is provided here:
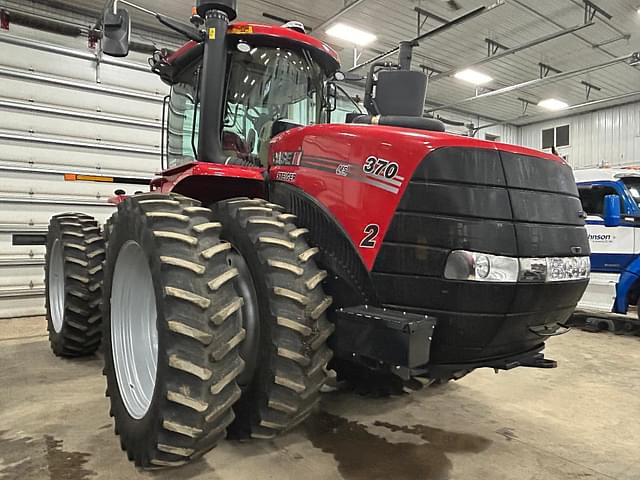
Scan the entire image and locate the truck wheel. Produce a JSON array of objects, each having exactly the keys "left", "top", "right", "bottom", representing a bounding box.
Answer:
[
  {"left": 102, "top": 194, "right": 244, "bottom": 468},
  {"left": 45, "top": 213, "right": 105, "bottom": 357},
  {"left": 213, "top": 198, "right": 334, "bottom": 440}
]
